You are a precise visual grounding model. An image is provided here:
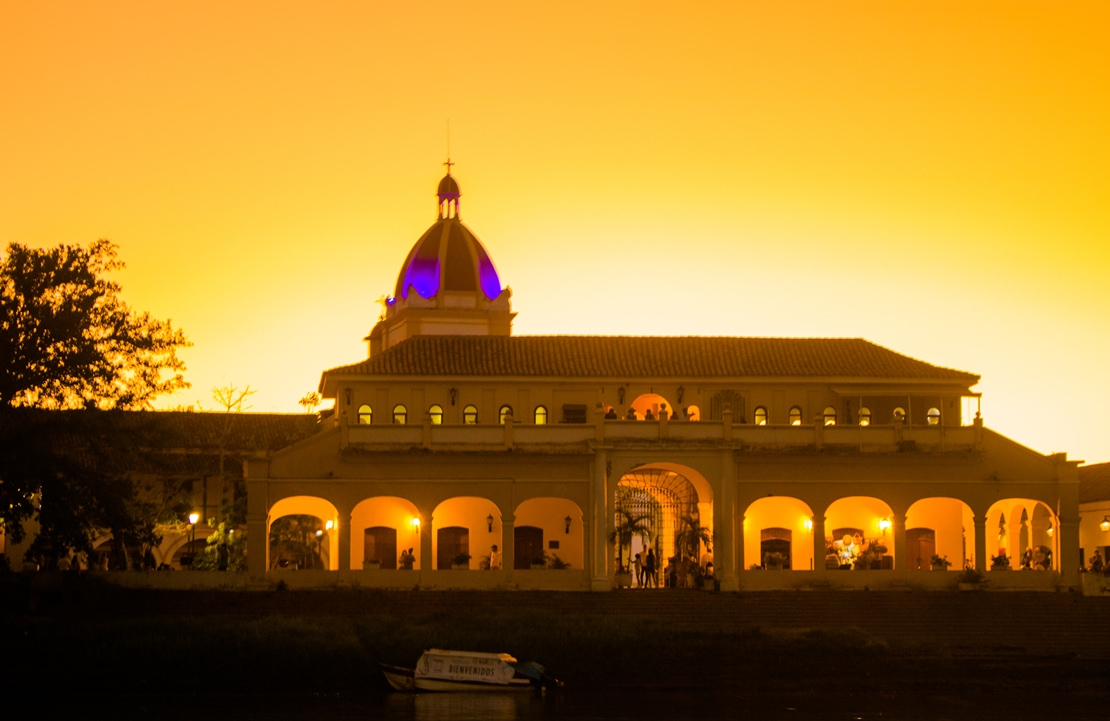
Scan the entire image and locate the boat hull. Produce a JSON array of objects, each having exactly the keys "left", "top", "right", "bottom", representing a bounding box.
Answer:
[{"left": 379, "top": 662, "right": 535, "bottom": 693}]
